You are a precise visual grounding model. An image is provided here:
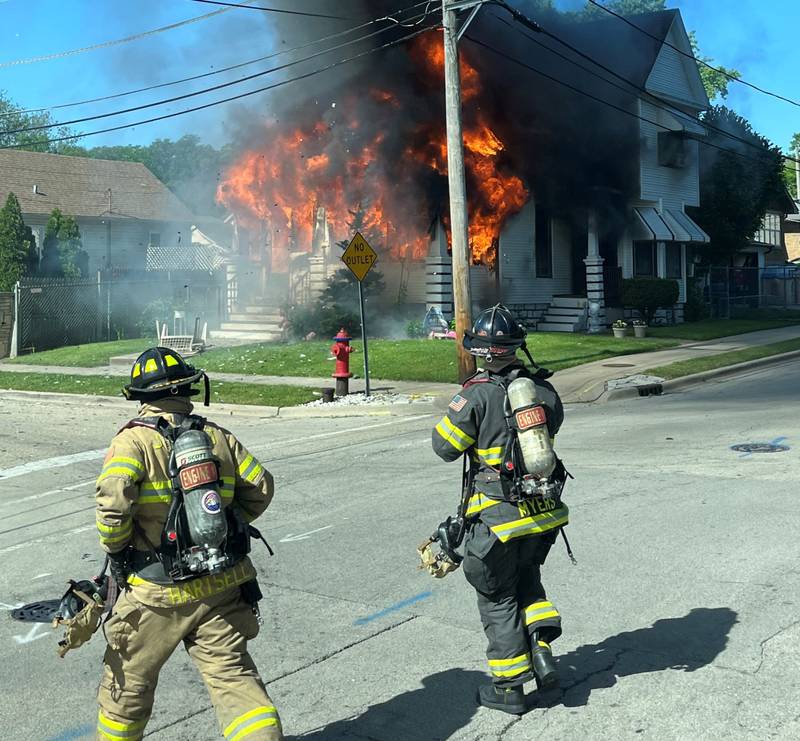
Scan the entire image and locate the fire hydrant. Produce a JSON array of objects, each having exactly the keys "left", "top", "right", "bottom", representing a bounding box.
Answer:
[{"left": 331, "top": 328, "right": 355, "bottom": 397}]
